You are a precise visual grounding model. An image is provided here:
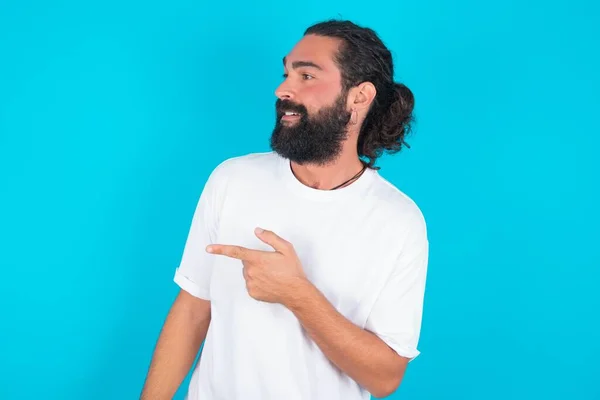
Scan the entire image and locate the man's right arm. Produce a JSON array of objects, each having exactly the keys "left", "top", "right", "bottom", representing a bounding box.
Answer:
[{"left": 140, "top": 290, "right": 211, "bottom": 400}]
